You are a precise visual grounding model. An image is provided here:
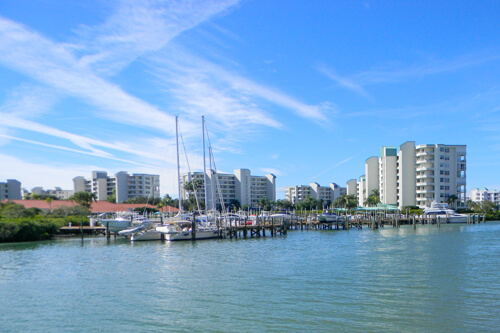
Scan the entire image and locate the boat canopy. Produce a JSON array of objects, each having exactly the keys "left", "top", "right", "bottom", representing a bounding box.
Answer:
[{"left": 355, "top": 204, "right": 399, "bottom": 211}]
